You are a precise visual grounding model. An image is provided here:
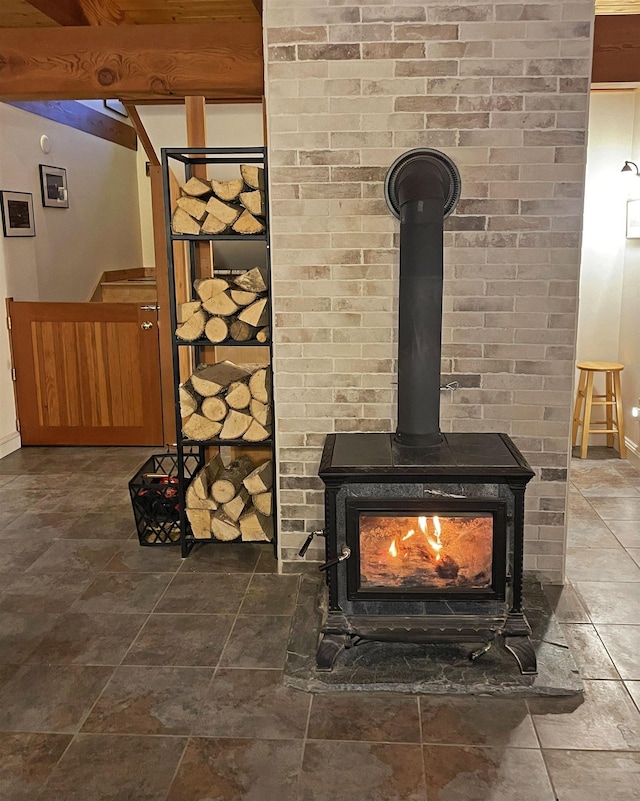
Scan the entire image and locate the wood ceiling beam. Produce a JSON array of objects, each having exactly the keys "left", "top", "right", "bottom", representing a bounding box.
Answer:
[
  {"left": 0, "top": 22, "right": 263, "bottom": 101},
  {"left": 593, "top": 15, "right": 640, "bottom": 82},
  {"left": 250, "top": 0, "right": 263, "bottom": 18},
  {"left": 23, "top": 0, "right": 89, "bottom": 26}
]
